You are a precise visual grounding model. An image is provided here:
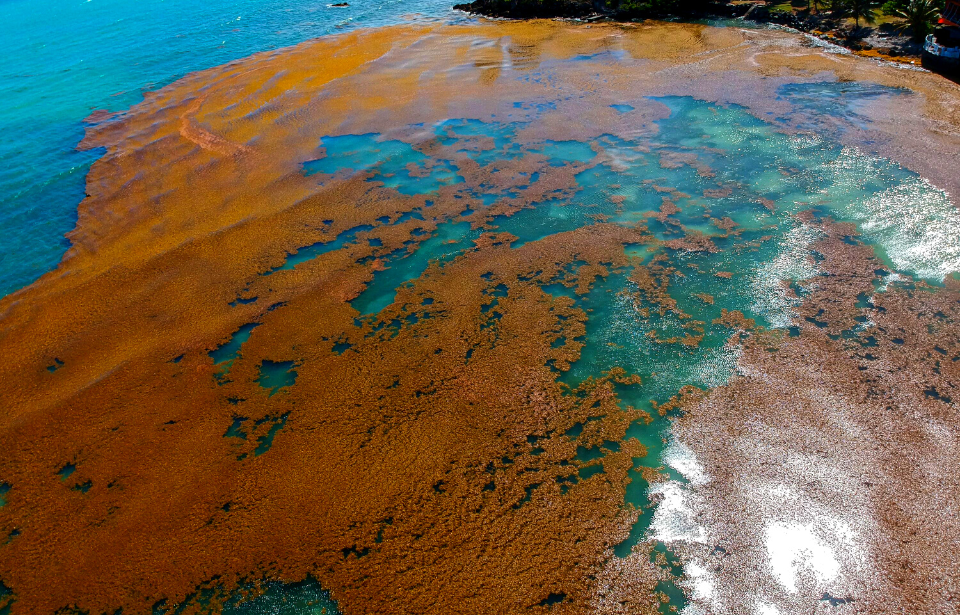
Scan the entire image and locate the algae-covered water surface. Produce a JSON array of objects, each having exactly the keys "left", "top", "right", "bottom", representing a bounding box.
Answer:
[{"left": 1, "top": 18, "right": 960, "bottom": 615}]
